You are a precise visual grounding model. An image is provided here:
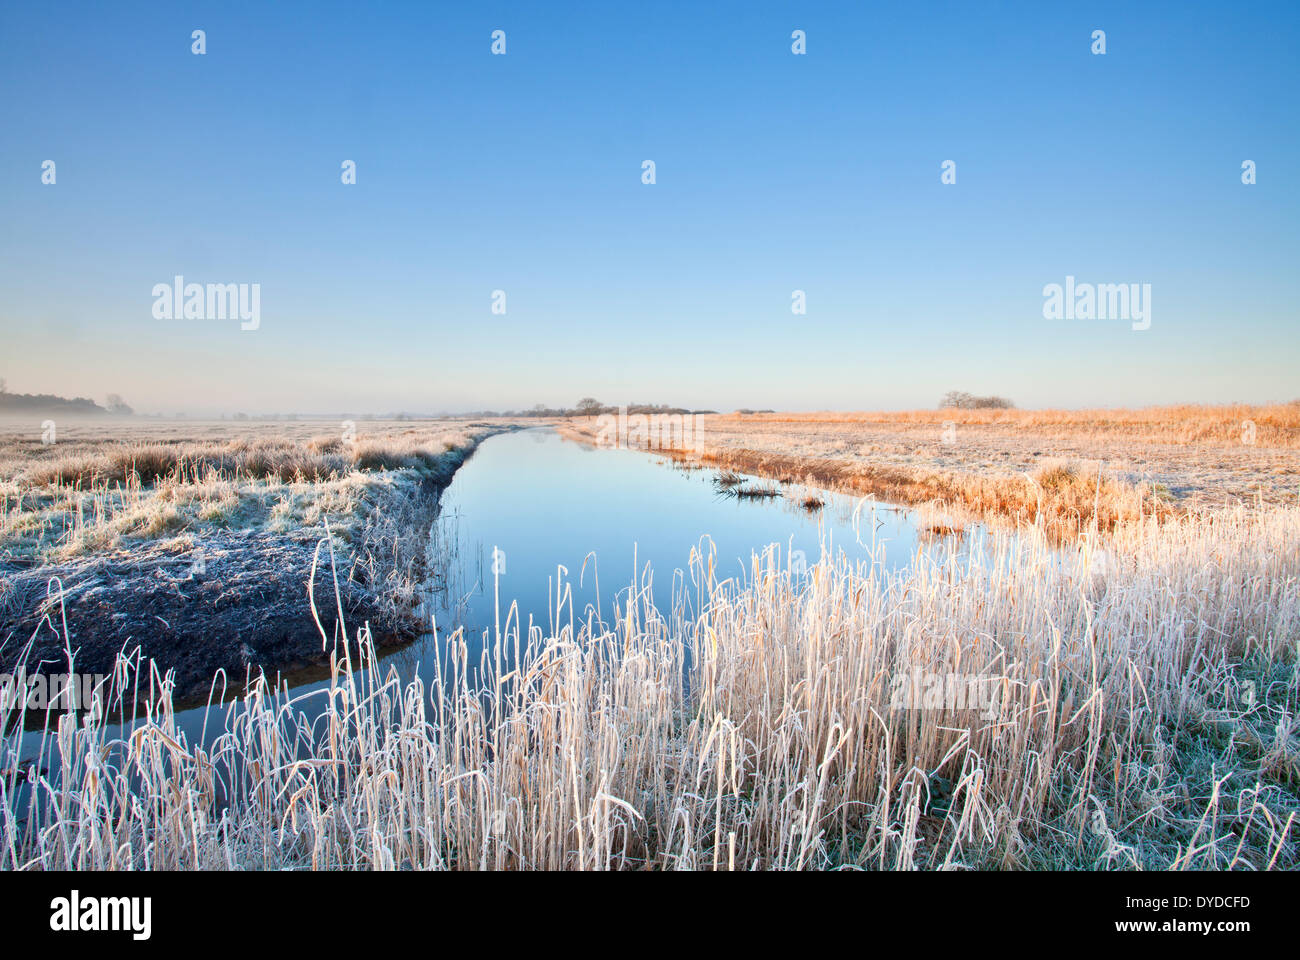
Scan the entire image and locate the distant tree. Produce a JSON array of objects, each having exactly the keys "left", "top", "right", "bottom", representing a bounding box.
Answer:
[
  {"left": 575, "top": 397, "right": 603, "bottom": 418},
  {"left": 939, "top": 391, "right": 1013, "bottom": 410},
  {"left": 0, "top": 378, "right": 7, "bottom": 394},
  {"left": 105, "top": 393, "right": 134, "bottom": 415}
]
